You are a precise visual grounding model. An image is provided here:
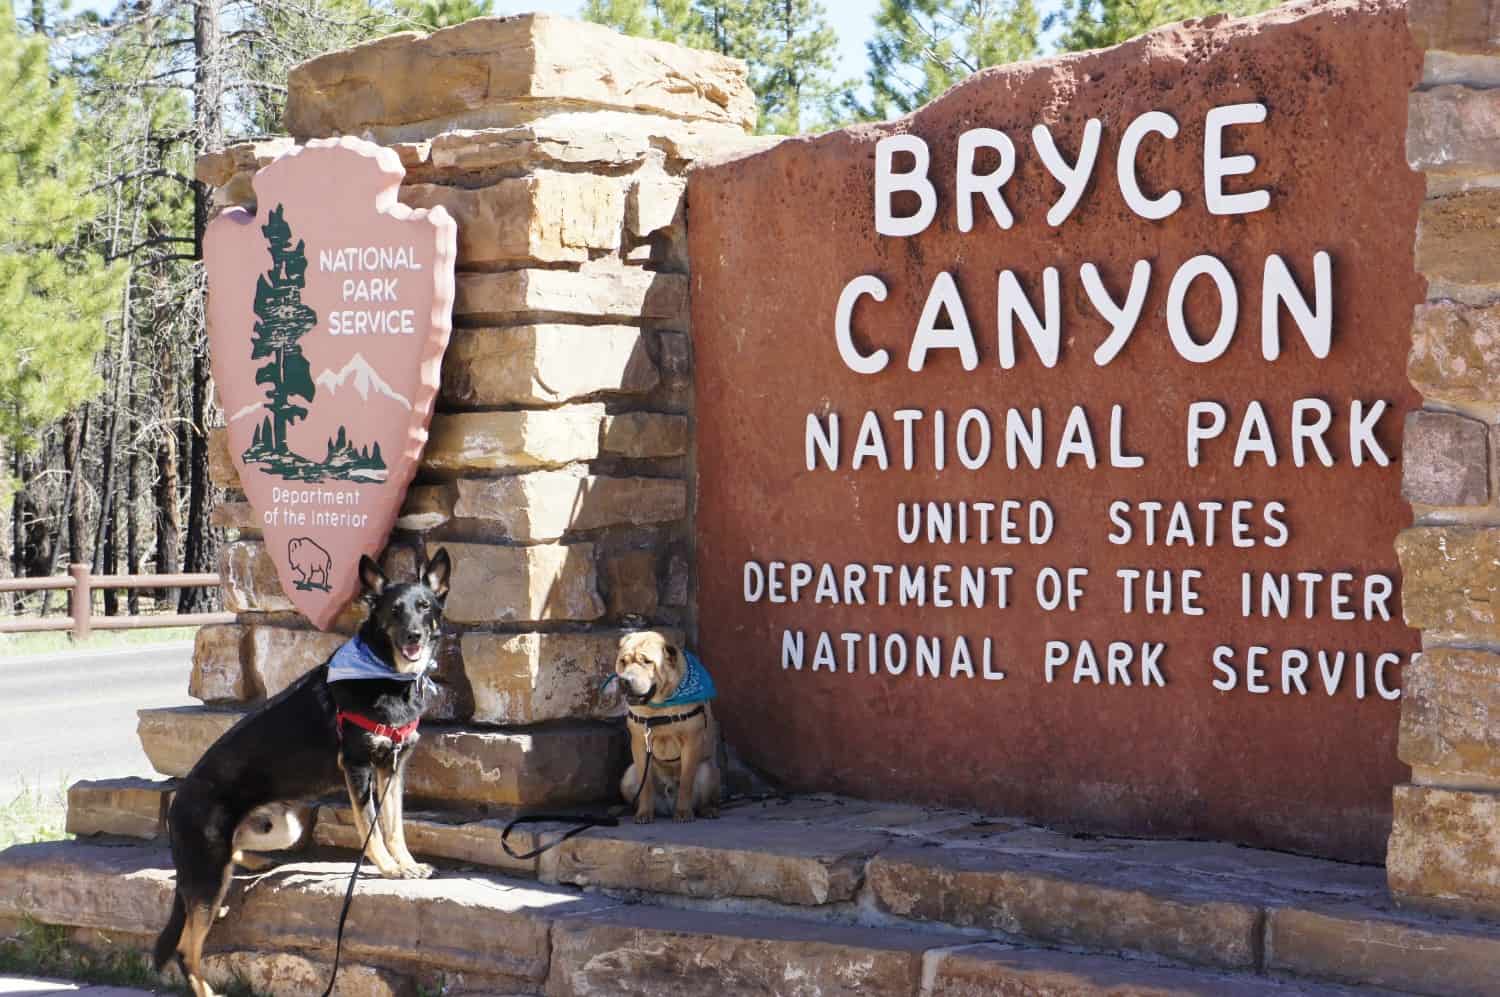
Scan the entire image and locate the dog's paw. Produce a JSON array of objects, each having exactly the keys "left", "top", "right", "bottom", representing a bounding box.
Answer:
[
  {"left": 633, "top": 812, "right": 655, "bottom": 825},
  {"left": 673, "top": 810, "right": 697, "bottom": 823},
  {"left": 703, "top": 806, "right": 721, "bottom": 819},
  {"left": 399, "top": 862, "right": 434, "bottom": 880}
]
